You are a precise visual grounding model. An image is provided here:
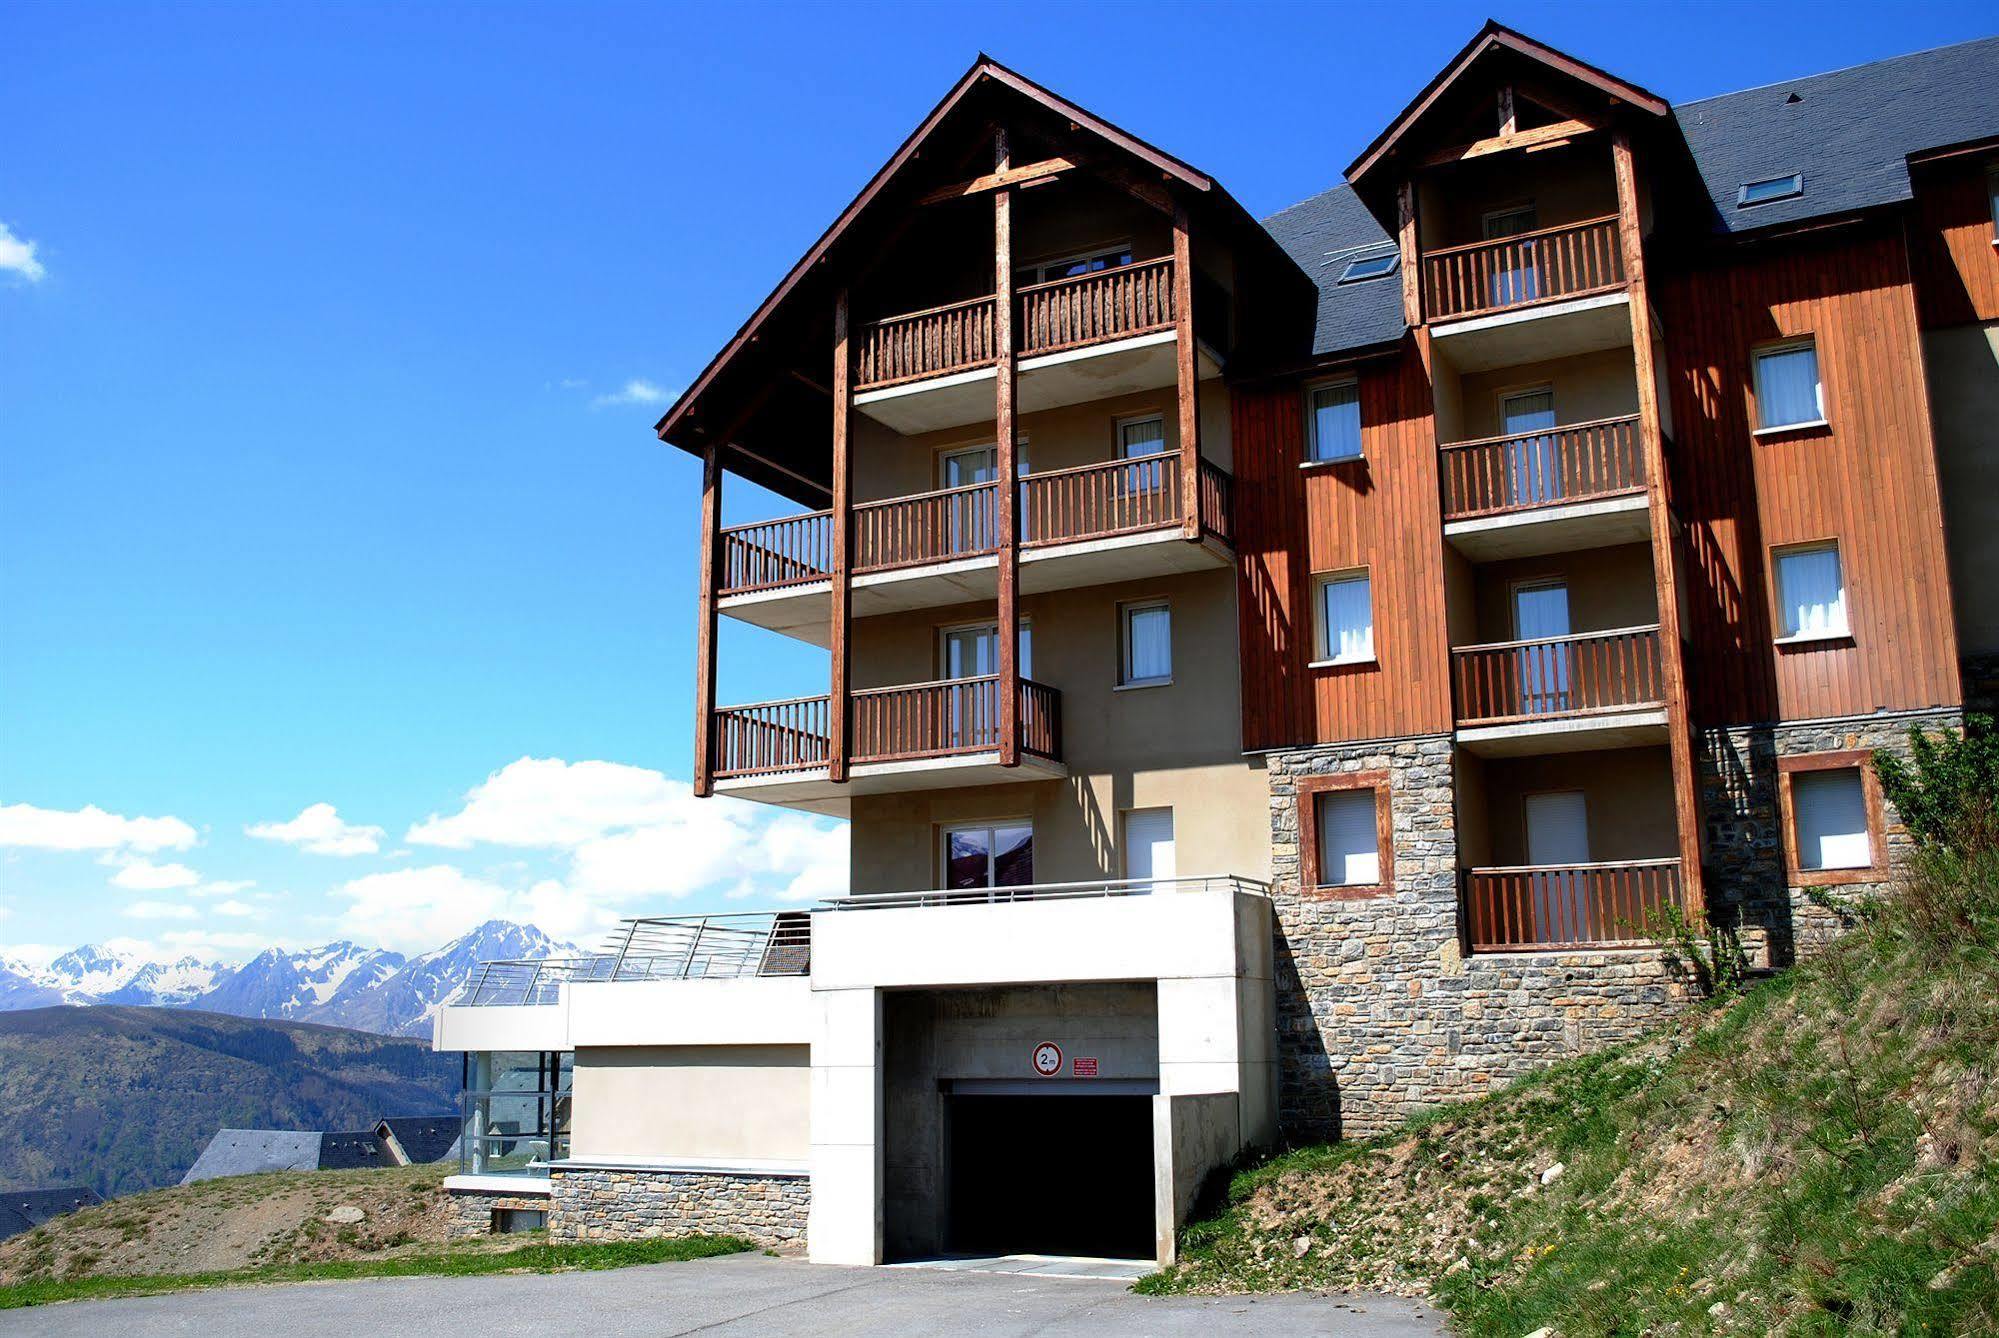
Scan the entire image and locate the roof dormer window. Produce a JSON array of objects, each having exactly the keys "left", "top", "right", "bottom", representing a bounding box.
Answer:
[
  {"left": 1337, "top": 251, "right": 1399, "bottom": 284},
  {"left": 1737, "top": 174, "right": 1803, "bottom": 207}
]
